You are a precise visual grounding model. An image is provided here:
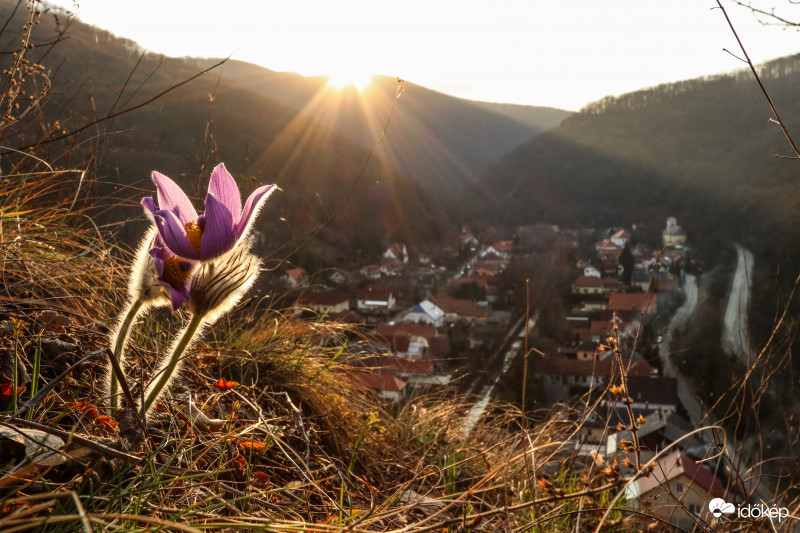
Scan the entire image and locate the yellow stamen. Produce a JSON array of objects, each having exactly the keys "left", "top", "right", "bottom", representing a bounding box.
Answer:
[
  {"left": 184, "top": 220, "right": 203, "bottom": 253},
  {"left": 163, "top": 257, "right": 192, "bottom": 287}
]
